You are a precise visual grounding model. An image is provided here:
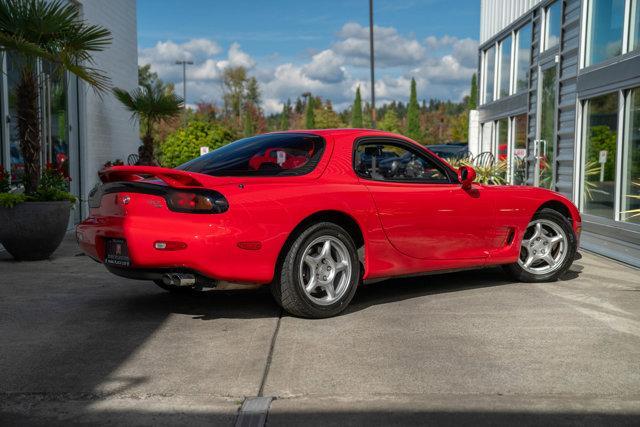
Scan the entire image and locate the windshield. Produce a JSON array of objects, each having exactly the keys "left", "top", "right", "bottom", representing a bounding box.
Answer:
[{"left": 177, "top": 133, "right": 325, "bottom": 176}]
